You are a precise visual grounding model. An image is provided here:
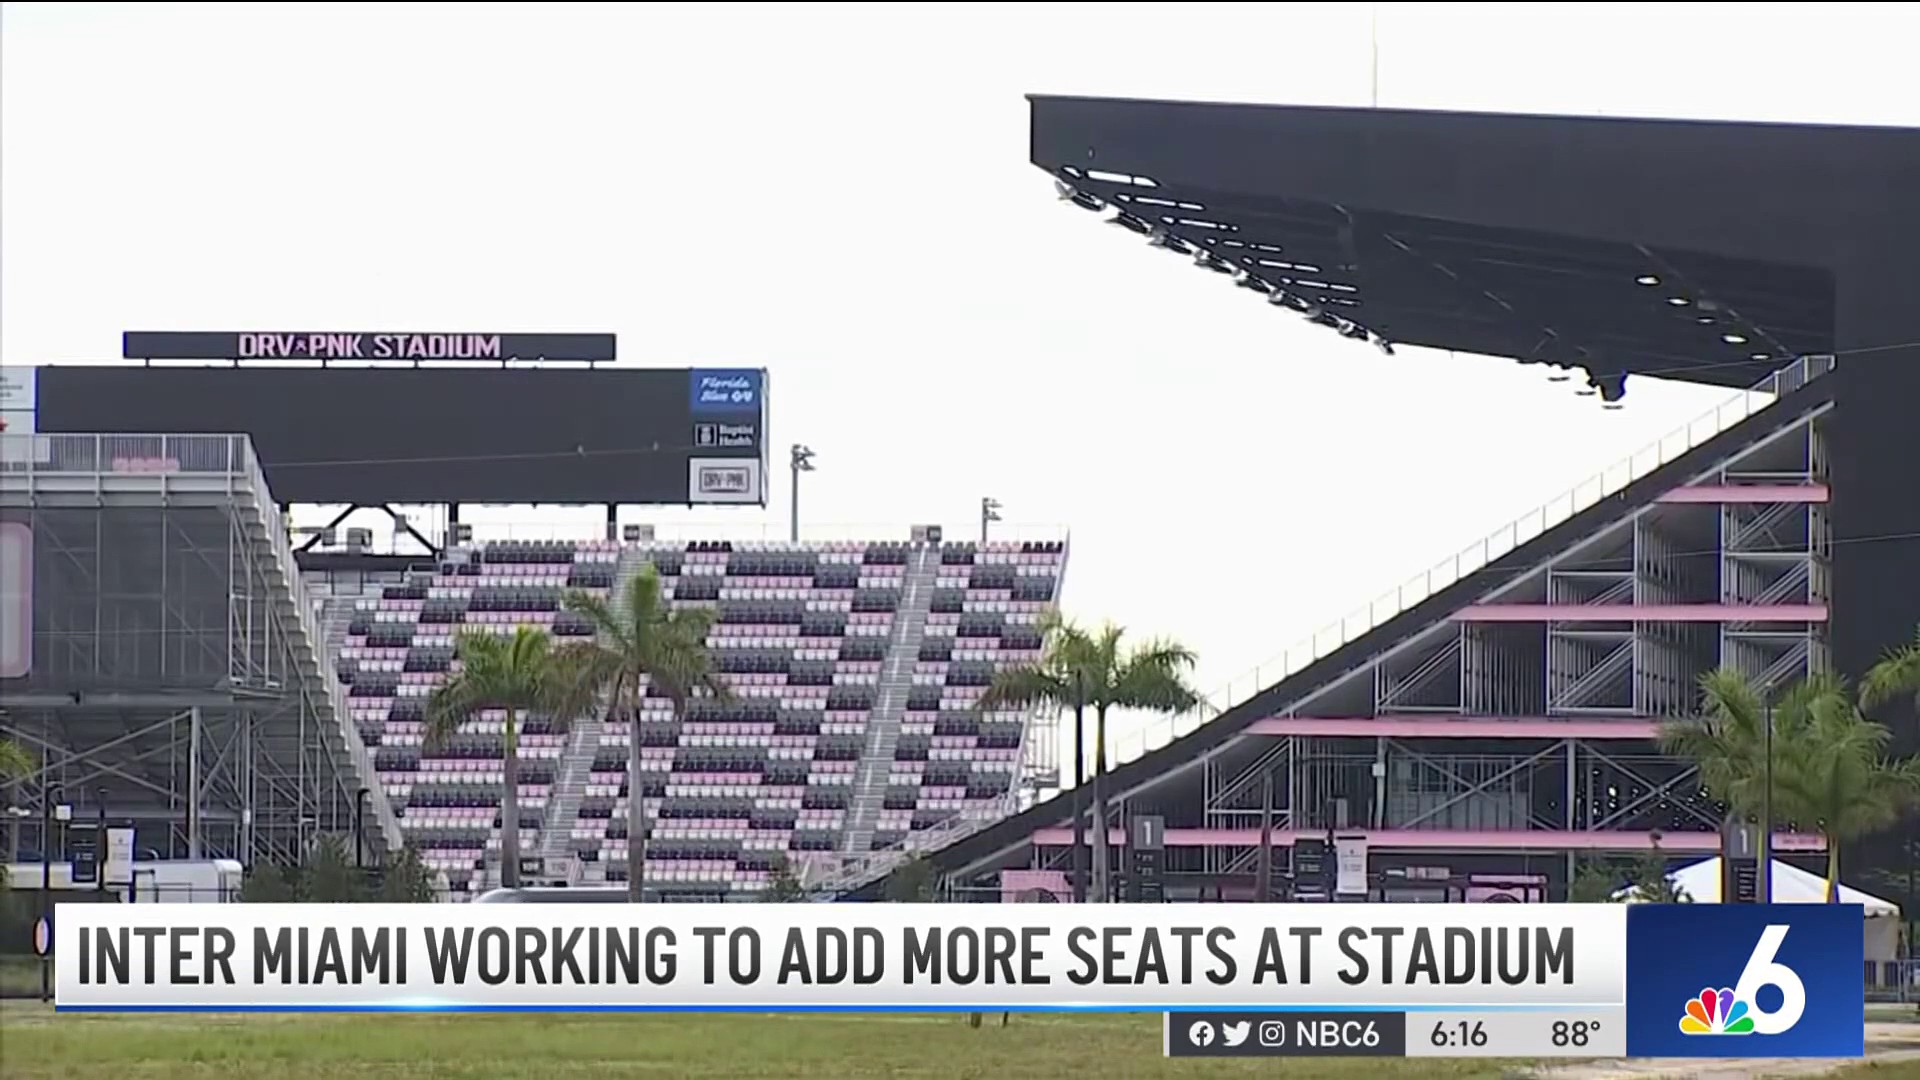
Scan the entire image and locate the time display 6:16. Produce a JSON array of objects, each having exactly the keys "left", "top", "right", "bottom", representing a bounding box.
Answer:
[{"left": 1429, "top": 1020, "right": 1488, "bottom": 1048}]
